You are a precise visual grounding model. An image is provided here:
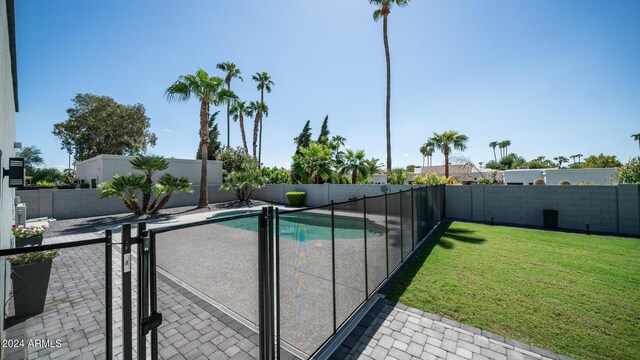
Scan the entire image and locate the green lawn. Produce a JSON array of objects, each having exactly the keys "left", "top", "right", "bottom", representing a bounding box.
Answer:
[{"left": 386, "top": 221, "right": 640, "bottom": 360}]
